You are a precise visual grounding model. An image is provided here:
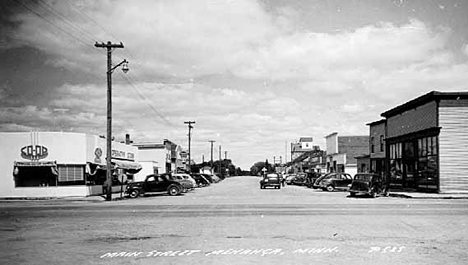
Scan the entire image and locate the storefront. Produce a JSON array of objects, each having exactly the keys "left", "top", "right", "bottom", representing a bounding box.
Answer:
[
  {"left": 381, "top": 91, "right": 468, "bottom": 193},
  {"left": 0, "top": 132, "right": 141, "bottom": 198}
]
